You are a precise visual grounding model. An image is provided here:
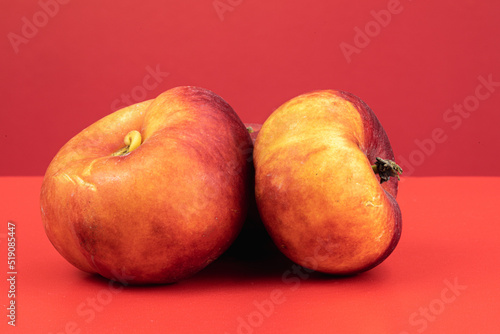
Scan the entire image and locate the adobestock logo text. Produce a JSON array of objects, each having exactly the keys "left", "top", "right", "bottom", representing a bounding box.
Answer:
[
  {"left": 340, "top": 0, "right": 406, "bottom": 64},
  {"left": 7, "top": 0, "right": 71, "bottom": 54},
  {"left": 110, "top": 65, "right": 169, "bottom": 111},
  {"left": 397, "top": 73, "right": 499, "bottom": 176}
]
